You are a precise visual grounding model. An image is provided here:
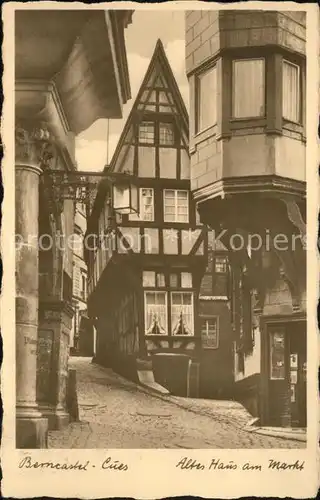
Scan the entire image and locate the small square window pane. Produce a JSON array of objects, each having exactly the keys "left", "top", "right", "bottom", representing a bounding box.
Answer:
[
  {"left": 165, "top": 190, "right": 175, "bottom": 198},
  {"left": 156, "top": 273, "right": 165, "bottom": 287},
  {"left": 159, "top": 91, "right": 170, "bottom": 104},
  {"left": 170, "top": 273, "right": 179, "bottom": 287},
  {"left": 171, "top": 292, "right": 182, "bottom": 305},
  {"left": 145, "top": 291, "right": 156, "bottom": 304},
  {"left": 139, "top": 122, "right": 155, "bottom": 144},
  {"left": 177, "top": 191, "right": 188, "bottom": 199},
  {"left": 143, "top": 271, "right": 155, "bottom": 287},
  {"left": 181, "top": 272, "right": 192, "bottom": 288}
]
